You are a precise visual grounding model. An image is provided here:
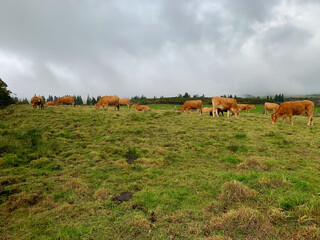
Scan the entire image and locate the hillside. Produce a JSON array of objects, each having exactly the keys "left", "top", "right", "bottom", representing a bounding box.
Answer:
[{"left": 0, "top": 105, "right": 320, "bottom": 239}]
